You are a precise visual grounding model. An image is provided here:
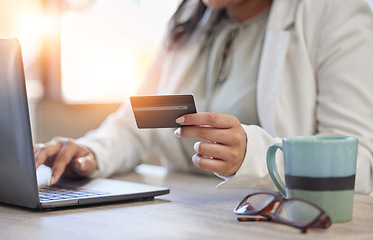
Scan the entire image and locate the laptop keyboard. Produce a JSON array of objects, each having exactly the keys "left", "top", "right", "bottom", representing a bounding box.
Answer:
[{"left": 39, "top": 185, "right": 108, "bottom": 201}]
